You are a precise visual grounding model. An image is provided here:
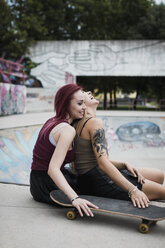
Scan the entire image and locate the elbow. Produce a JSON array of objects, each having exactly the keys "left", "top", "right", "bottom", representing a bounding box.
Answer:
[
  {"left": 47, "top": 164, "right": 55, "bottom": 178},
  {"left": 97, "top": 157, "right": 111, "bottom": 173},
  {"left": 47, "top": 167, "right": 52, "bottom": 179},
  {"left": 48, "top": 163, "right": 60, "bottom": 179},
  {"left": 47, "top": 167, "right": 51, "bottom": 177}
]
